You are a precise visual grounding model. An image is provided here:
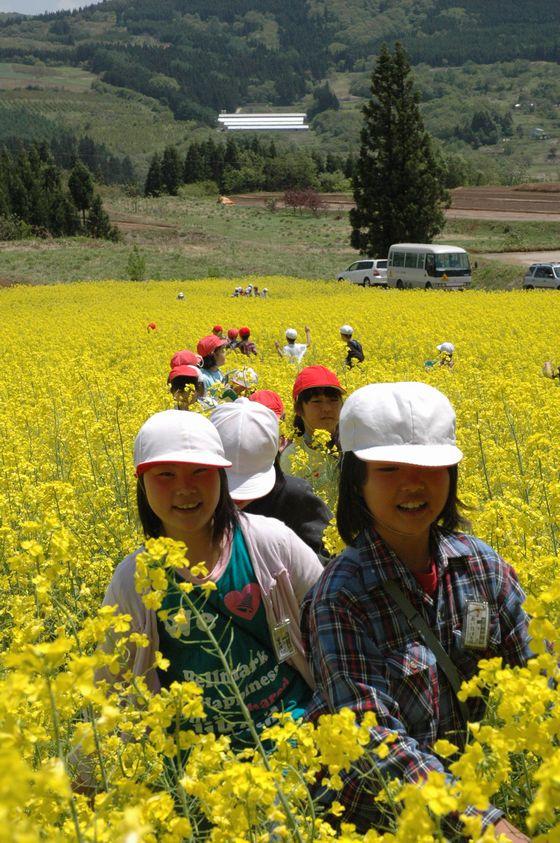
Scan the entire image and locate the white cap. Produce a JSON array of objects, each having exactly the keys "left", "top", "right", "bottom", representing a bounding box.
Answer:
[
  {"left": 437, "top": 342, "right": 455, "bottom": 354},
  {"left": 339, "top": 382, "right": 463, "bottom": 467},
  {"left": 228, "top": 367, "right": 258, "bottom": 389},
  {"left": 134, "top": 410, "right": 232, "bottom": 475},
  {"left": 211, "top": 398, "right": 278, "bottom": 500},
  {"left": 340, "top": 324, "right": 353, "bottom": 336},
  {"left": 285, "top": 328, "right": 298, "bottom": 340}
]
